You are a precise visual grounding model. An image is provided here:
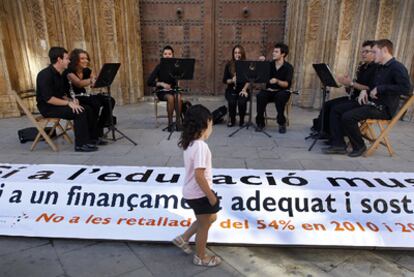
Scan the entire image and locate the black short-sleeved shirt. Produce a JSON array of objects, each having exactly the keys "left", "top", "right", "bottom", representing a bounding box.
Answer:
[
  {"left": 371, "top": 58, "right": 412, "bottom": 116},
  {"left": 266, "top": 61, "right": 294, "bottom": 90},
  {"left": 222, "top": 62, "right": 247, "bottom": 93},
  {"left": 351, "top": 62, "right": 378, "bottom": 98},
  {"left": 147, "top": 63, "right": 178, "bottom": 90},
  {"left": 63, "top": 67, "right": 92, "bottom": 95},
  {"left": 36, "top": 65, "right": 68, "bottom": 112}
]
